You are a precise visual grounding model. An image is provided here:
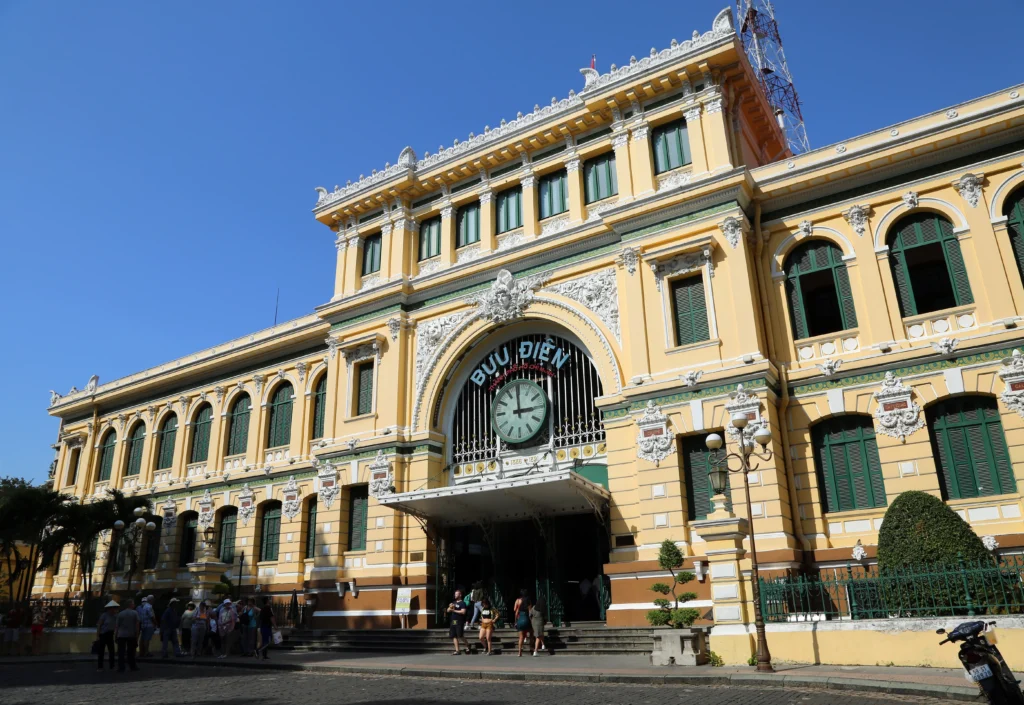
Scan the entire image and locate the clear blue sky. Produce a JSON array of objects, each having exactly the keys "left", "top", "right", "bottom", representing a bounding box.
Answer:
[{"left": 2, "top": 1, "right": 1022, "bottom": 484}]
